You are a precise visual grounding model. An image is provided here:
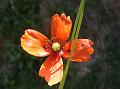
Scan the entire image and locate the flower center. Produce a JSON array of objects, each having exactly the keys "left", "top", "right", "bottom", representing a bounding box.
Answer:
[{"left": 52, "top": 42, "right": 60, "bottom": 52}]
